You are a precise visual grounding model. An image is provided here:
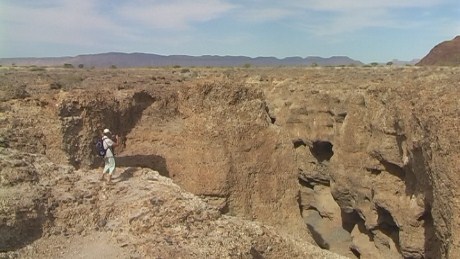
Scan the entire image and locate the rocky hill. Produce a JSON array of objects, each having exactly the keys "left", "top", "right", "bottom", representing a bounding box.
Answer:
[
  {"left": 417, "top": 36, "right": 460, "bottom": 66},
  {"left": 1, "top": 65, "right": 459, "bottom": 258}
]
